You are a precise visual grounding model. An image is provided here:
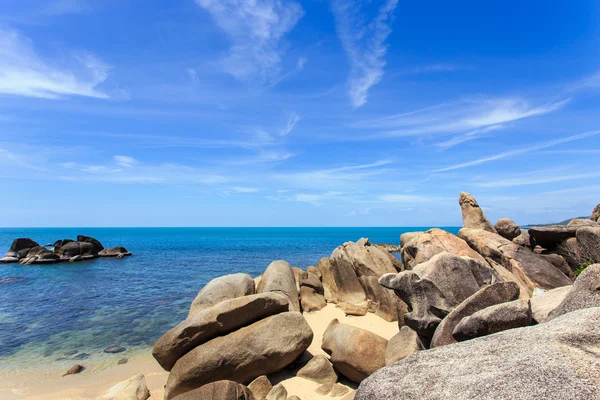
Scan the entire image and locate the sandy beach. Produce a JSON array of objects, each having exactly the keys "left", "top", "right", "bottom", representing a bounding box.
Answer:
[{"left": 0, "top": 304, "right": 397, "bottom": 400}]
